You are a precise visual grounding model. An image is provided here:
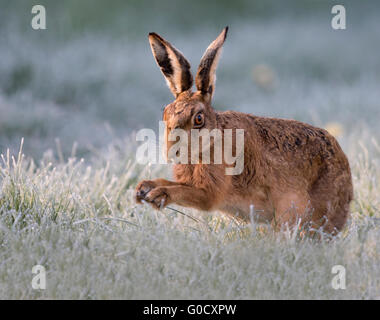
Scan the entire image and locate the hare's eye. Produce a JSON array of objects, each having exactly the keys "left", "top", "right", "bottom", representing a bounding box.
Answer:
[{"left": 194, "top": 113, "right": 204, "bottom": 127}]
